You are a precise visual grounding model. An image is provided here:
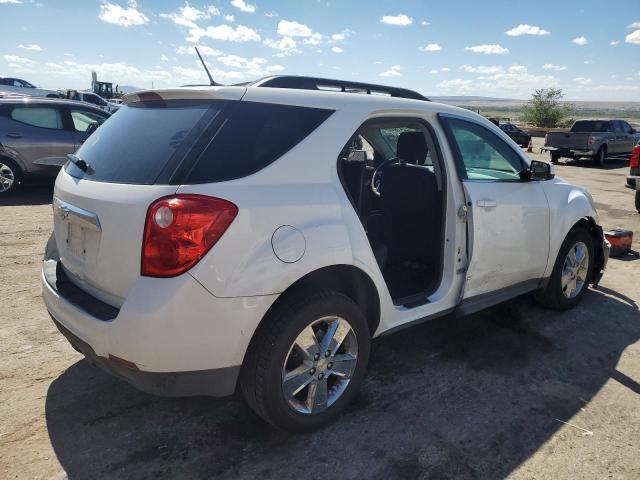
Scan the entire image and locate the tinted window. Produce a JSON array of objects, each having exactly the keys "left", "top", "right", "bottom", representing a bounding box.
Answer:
[
  {"left": 84, "top": 94, "right": 106, "bottom": 106},
  {"left": 11, "top": 106, "right": 64, "bottom": 129},
  {"left": 444, "top": 118, "right": 524, "bottom": 181},
  {"left": 65, "top": 101, "right": 218, "bottom": 184},
  {"left": 621, "top": 121, "right": 633, "bottom": 134},
  {"left": 185, "top": 102, "right": 333, "bottom": 183},
  {"left": 571, "top": 121, "right": 610, "bottom": 133},
  {"left": 70, "top": 108, "right": 109, "bottom": 132}
]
